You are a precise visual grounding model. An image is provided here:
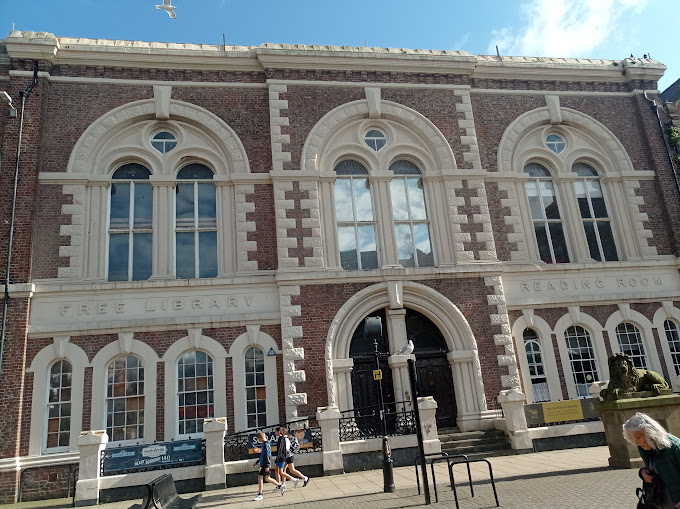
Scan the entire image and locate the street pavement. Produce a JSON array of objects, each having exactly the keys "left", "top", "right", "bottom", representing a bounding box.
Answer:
[{"left": 3, "top": 446, "right": 643, "bottom": 508}]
